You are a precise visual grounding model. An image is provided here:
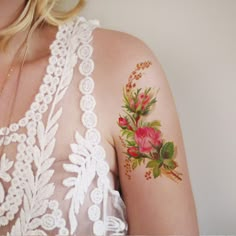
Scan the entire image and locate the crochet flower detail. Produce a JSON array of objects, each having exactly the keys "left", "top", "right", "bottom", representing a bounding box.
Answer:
[
  {"left": 118, "top": 61, "right": 183, "bottom": 182},
  {"left": 0, "top": 153, "right": 13, "bottom": 203}
]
